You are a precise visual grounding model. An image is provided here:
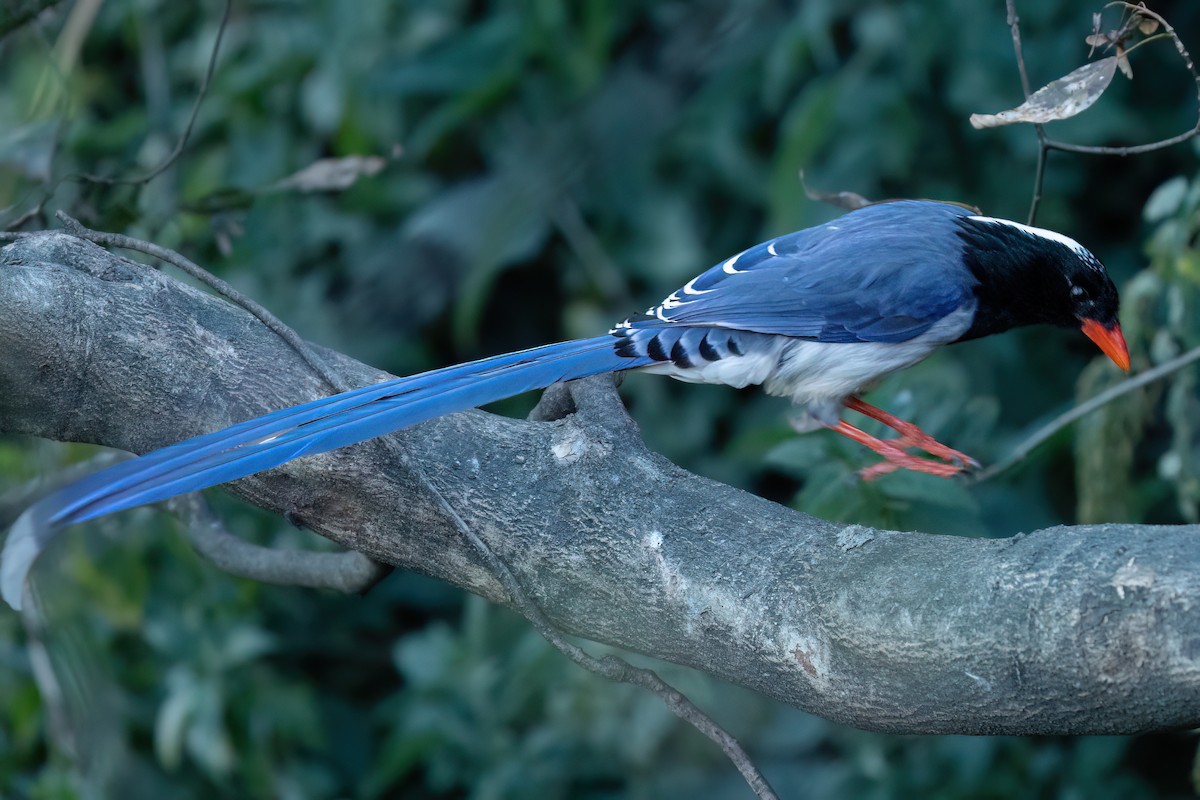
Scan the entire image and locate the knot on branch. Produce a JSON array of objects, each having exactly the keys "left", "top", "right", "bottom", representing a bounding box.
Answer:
[
  {"left": 529, "top": 373, "right": 643, "bottom": 452},
  {"left": 2, "top": 232, "right": 143, "bottom": 283}
]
